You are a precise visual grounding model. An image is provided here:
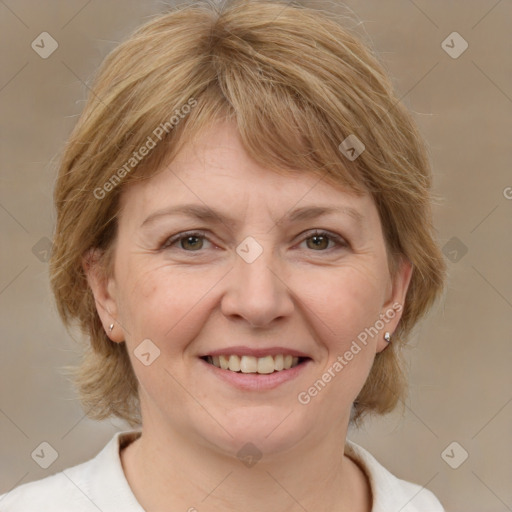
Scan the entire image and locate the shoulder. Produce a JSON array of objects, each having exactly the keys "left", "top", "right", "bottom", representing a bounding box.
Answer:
[
  {"left": 0, "top": 430, "right": 143, "bottom": 512},
  {"left": 0, "top": 459, "right": 97, "bottom": 512},
  {"left": 345, "top": 439, "right": 445, "bottom": 512}
]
